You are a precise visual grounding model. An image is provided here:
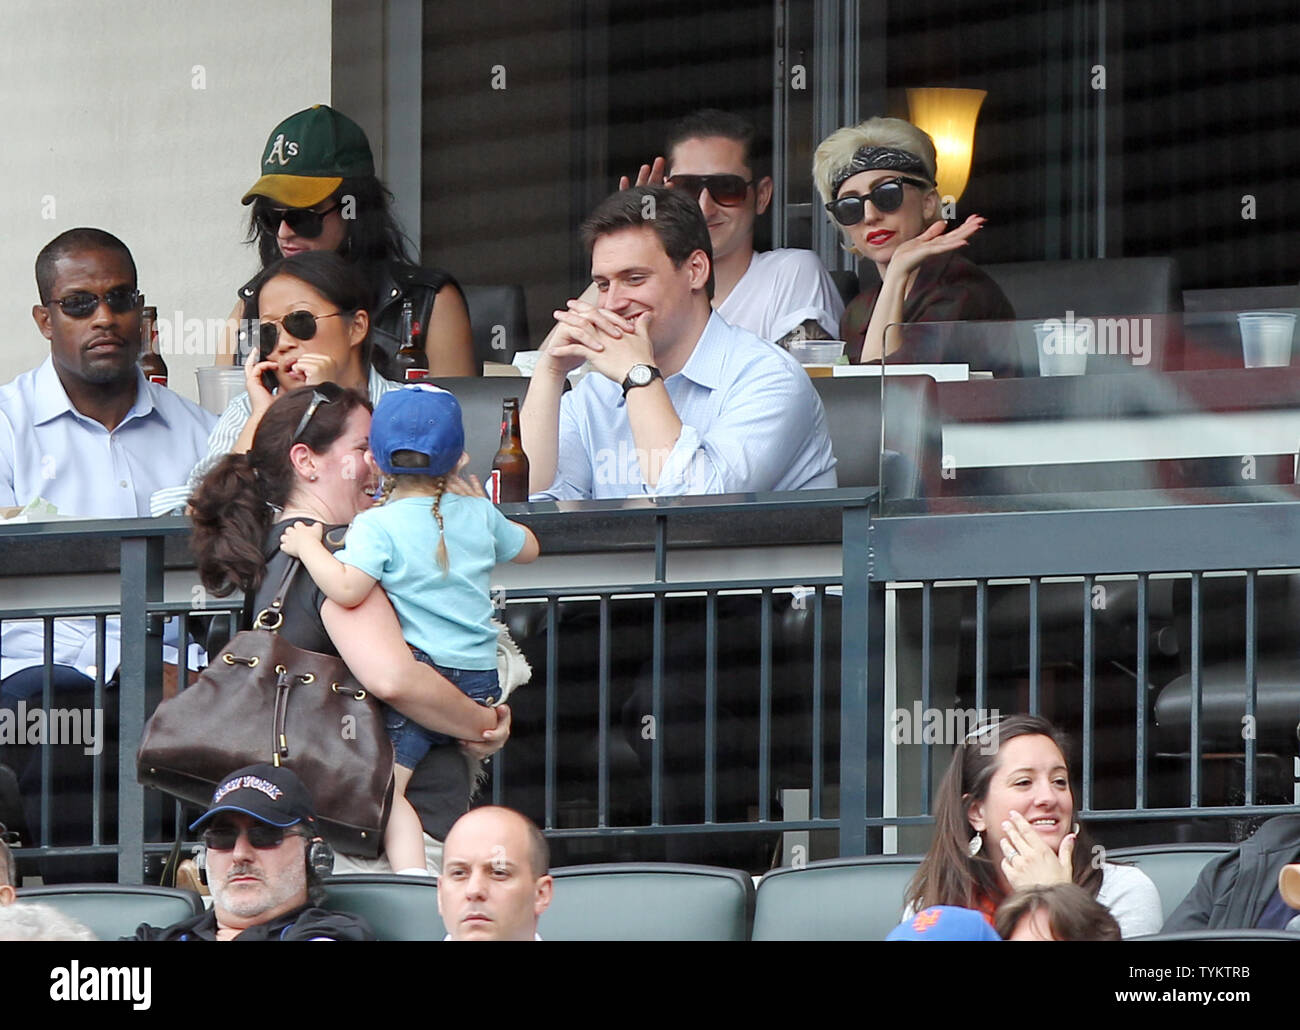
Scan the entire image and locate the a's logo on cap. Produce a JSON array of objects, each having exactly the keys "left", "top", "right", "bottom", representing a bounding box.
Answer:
[
  {"left": 212, "top": 774, "right": 285, "bottom": 805},
  {"left": 265, "top": 133, "right": 301, "bottom": 168}
]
